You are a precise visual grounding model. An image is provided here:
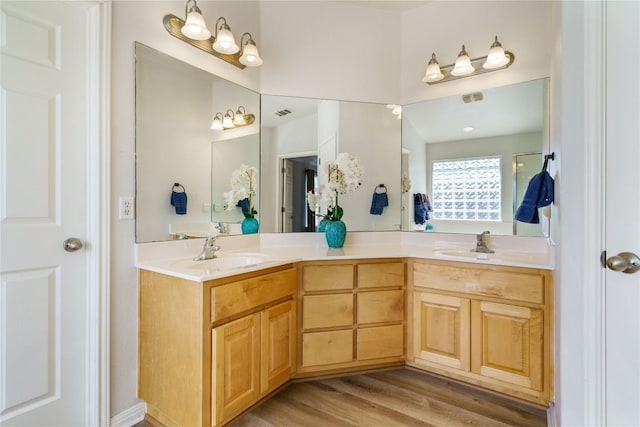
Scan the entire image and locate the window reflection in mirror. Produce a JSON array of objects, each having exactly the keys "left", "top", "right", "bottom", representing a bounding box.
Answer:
[
  {"left": 134, "top": 42, "right": 260, "bottom": 243},
  {"left": 261, "top": 96, "right": 402, "bottom": 233},
  {"left": 402, "top": 78, "right": 550, "bottom": 236}
]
